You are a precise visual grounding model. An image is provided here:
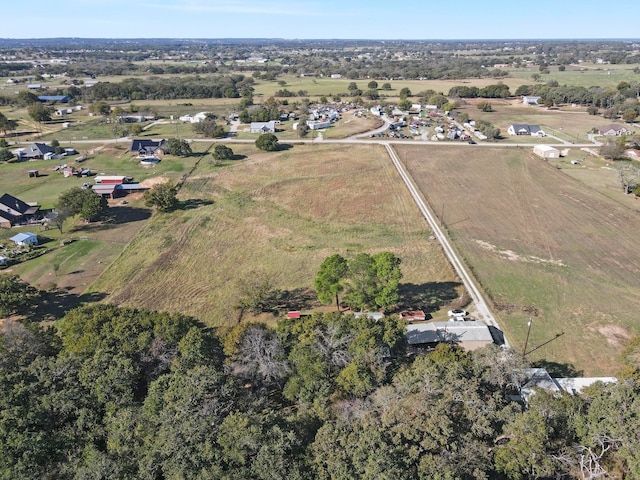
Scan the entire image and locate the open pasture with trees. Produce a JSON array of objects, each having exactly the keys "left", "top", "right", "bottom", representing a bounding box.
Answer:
[
  {"left": 505, "top": 62, "right": 640, "bottom": 90},
  {"left": 89, "top": 143, "right": 460, "bottom": 325},
  {"left": 396, "top": 144, "right": 640, "bottom": 375}
]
